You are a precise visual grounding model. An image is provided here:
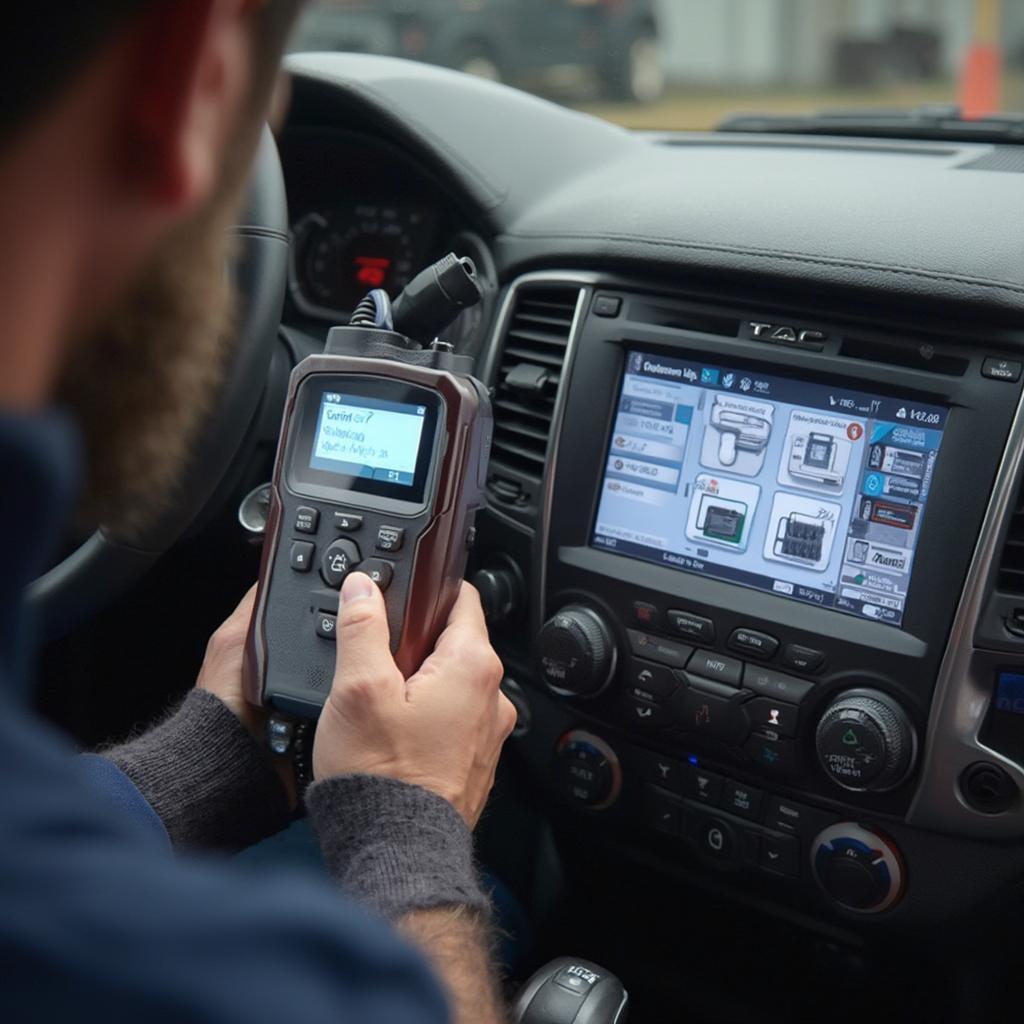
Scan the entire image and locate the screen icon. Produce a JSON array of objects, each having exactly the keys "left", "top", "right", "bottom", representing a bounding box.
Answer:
[
  {"left": 700, "top": 368, "right": 720, "bottom": 385},
  {"left": 722, "top": 373, "right": 735, "bottom": 389}
]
